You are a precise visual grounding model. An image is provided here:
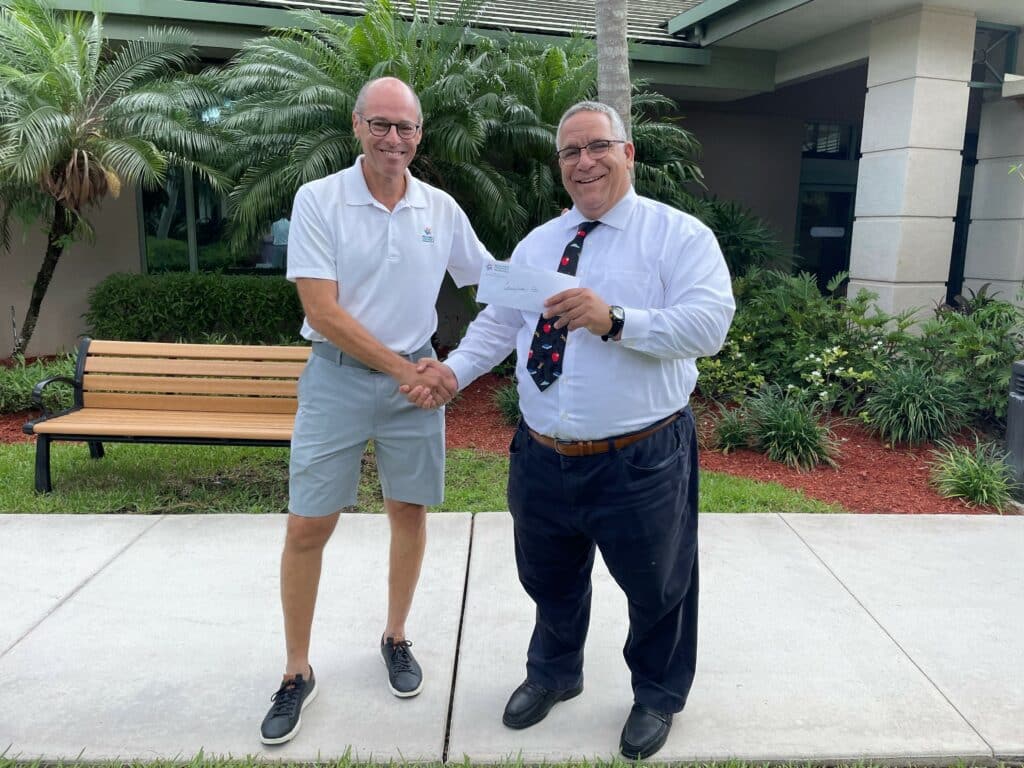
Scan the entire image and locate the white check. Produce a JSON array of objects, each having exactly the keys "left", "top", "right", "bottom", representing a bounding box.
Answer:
[{"left": 476, "top": 261, "right": 579, "bottom": 313}]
